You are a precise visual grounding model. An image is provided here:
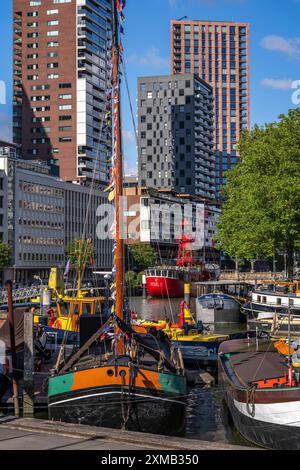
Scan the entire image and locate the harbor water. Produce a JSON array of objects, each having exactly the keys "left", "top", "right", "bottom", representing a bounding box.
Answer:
[{"left": 129, "top": 296, "right": 252, "bottom": 447}]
